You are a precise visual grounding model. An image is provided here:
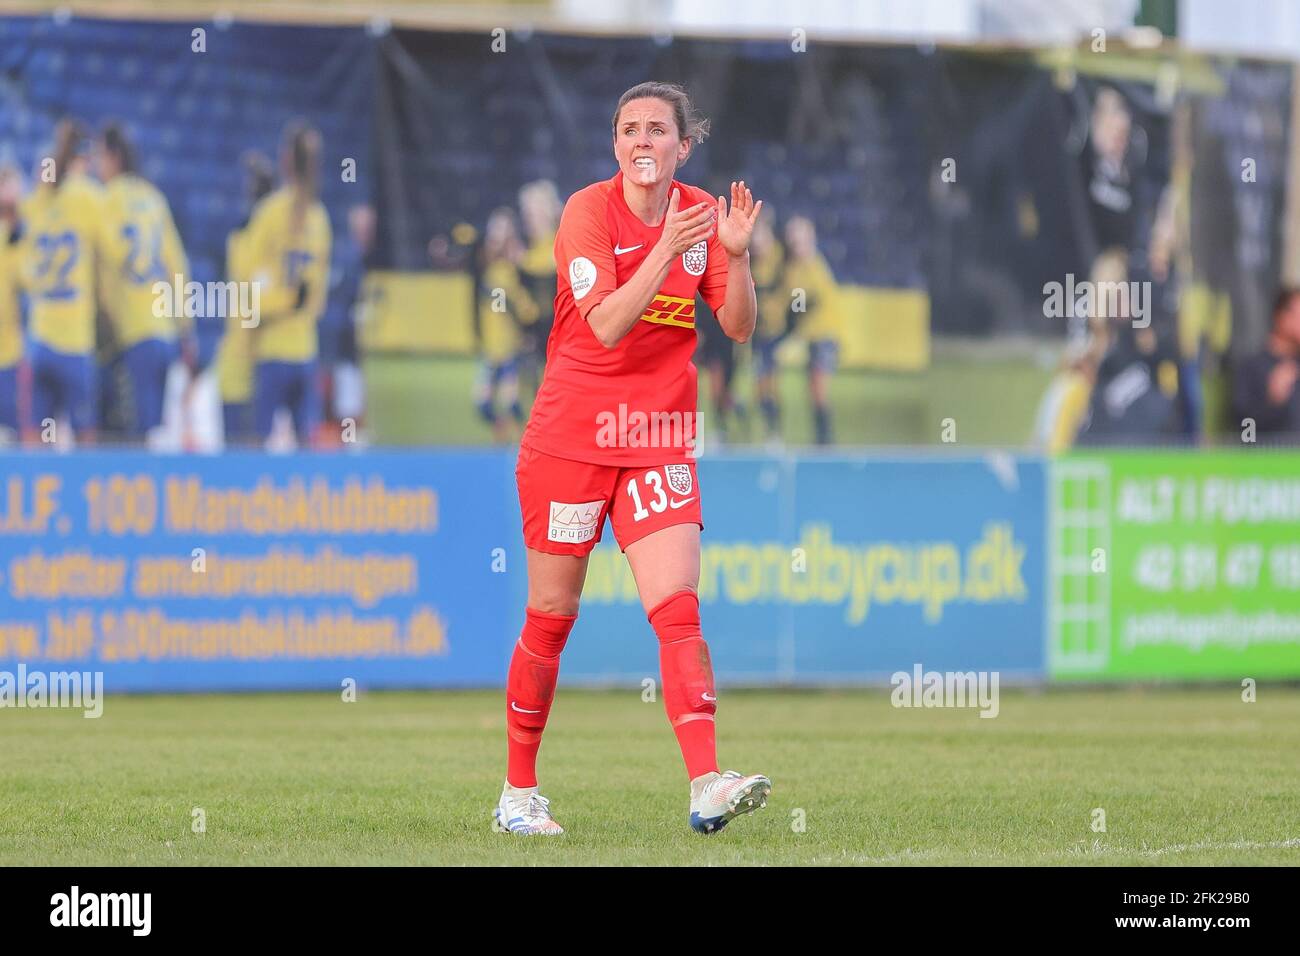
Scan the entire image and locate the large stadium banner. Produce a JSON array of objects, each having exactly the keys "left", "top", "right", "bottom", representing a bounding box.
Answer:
[
  {"left": 0, "top": 451, "right": 1047, "bottom": 692},
  {"left": 1049, "top": 452, "right": 1300, "bottom": 680},
  {"left": 22, "top": 449, "right": 1300, "bottom": 690},
  {"left": 0, "top": 452, "right": 517, "bottom": 692},
  {"left": 568, "top": 455, "right": 1048, "bottom": 684}
]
